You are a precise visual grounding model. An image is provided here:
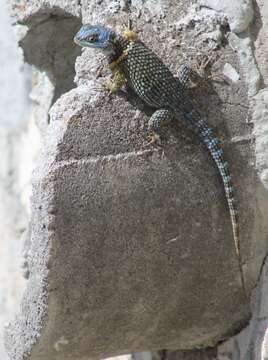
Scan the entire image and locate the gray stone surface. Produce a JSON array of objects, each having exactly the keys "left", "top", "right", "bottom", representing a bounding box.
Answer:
[
  {"left": 4, "top": 0, "right": 268, "bottom": 359},
  {"left": 200, "top": 0, "right": 254, "bottom": 33},
  {"left": 0, "top": 0, "right": 34, "bottom": 358}
]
